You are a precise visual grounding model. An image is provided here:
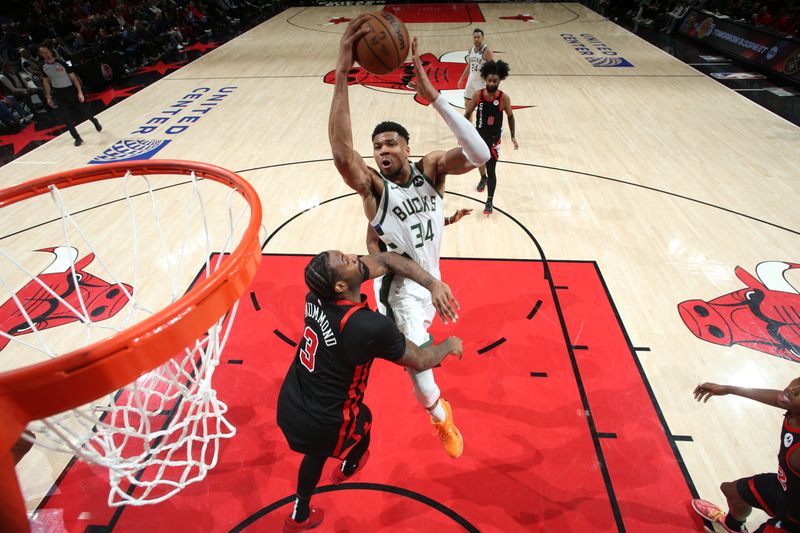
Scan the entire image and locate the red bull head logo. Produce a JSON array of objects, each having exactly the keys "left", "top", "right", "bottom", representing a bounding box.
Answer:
[
  {"left": 678, "top": 261, "right": 800, "bottom": 362},
  {"left": 324, "top": 51, "right": 532, "bottom": 110},
  {"left": 0, "top": 246, "right": 133, "bottom": 352}
]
